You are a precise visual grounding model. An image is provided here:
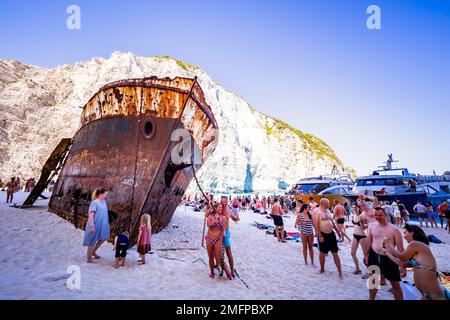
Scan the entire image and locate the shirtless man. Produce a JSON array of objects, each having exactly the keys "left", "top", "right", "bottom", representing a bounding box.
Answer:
[
  {"left": 359, "top": 195, "right": 378, "bottom": 225},
  {"left": 271, "top": 198, "right": 285, "bottom": 243},
  {"left": 333, "top": 199, "right": 351, "bottom": 242},
  {"left": 6, "top": 177, "right": 15, "bottom": 203},
  {"left": 14, "top": 177, "right": 20, "bottom": 192},
  {"left": 308, "top": 197, "right": 318, "bottom": 209},
  {"left": 220, "top": 196, "right": 240, "bottom": 278},
  {"left": 312, "top": 198, "right": 343, "bottom": 279},
  {"left": 261, "top": 197, "right": 267, "bottom": 213},
  {"left": 364, "top": 207, "right": 406, "bottom": 300}
]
